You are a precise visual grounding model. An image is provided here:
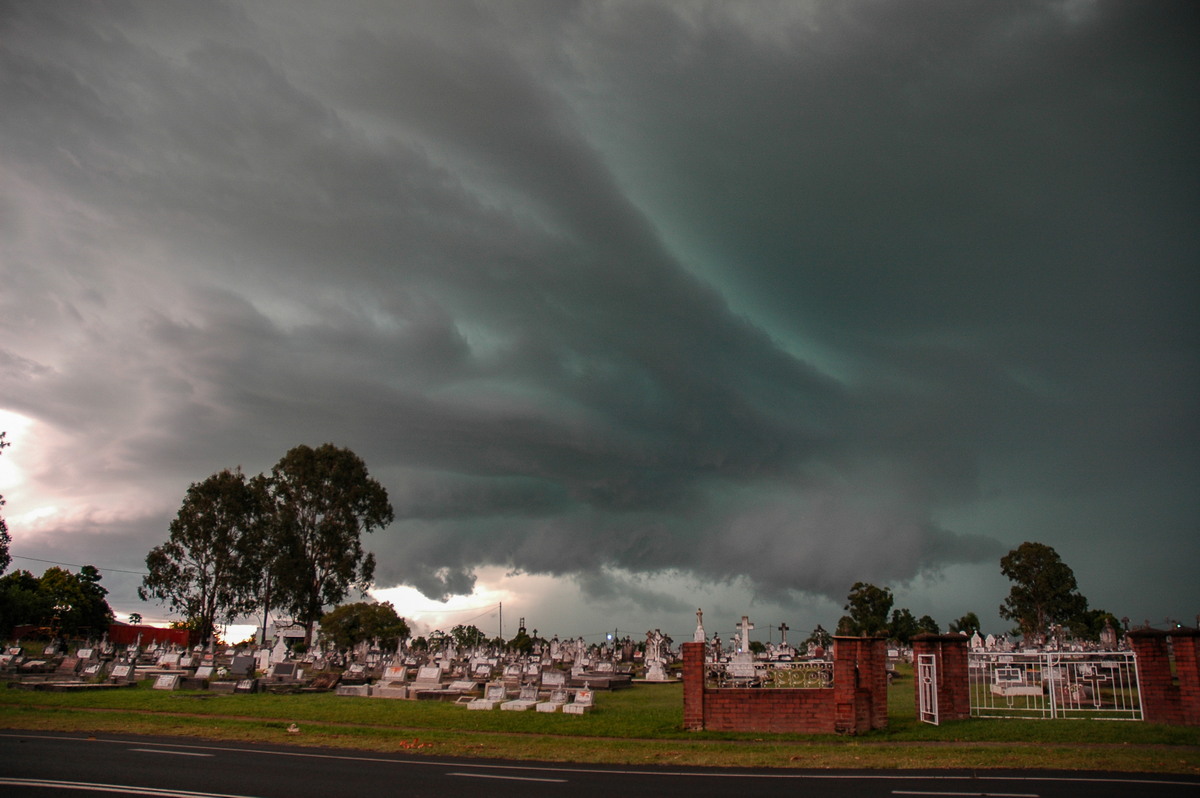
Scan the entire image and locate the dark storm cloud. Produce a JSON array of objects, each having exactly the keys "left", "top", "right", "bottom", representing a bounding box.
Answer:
[{"left": 1, "top": 1, "right": 1195, "bottom": 625}]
